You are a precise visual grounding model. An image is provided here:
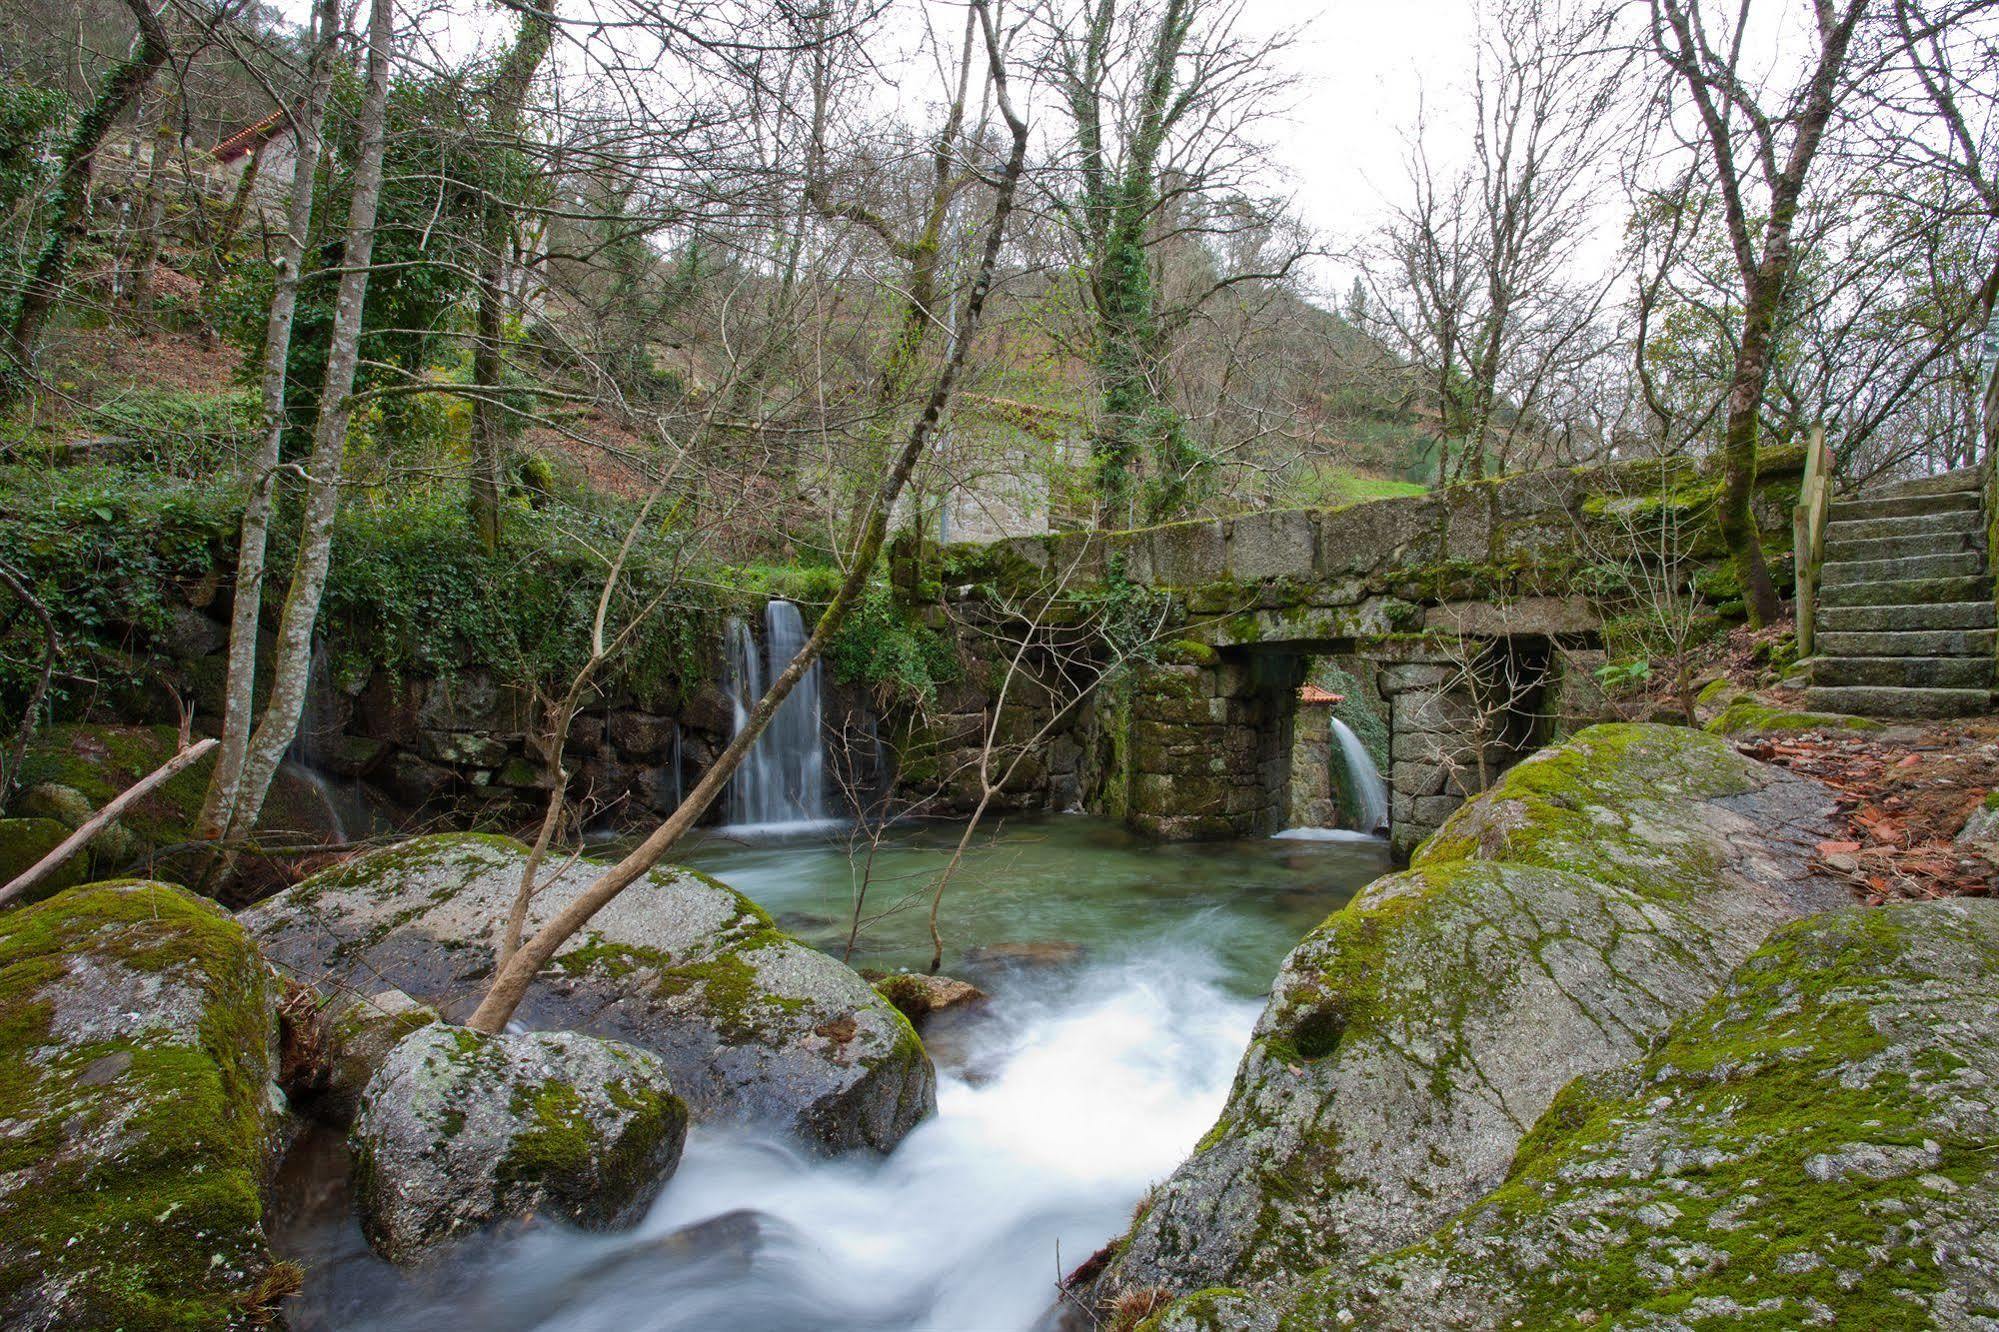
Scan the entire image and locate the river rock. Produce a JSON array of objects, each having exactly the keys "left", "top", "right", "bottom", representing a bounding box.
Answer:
[
  {"left": 351, "top": 1024, "right": 687, "bottom": 1264},
  {"left": 244, "top": 833, "right": 935, "bottom": 1152},
  {"left": 0, "top": 881, "right": 288, "bottom": 1328},
  {"left": 1279, "top": 898, "right": 1999, "bottom": 1329},
  {"left": 1081, "top": 724, "right": 1850, "bottom": 1317},
  {"left": 872, "top": 972, "right": 987, "bottom": 1027},
  {"left": 318, "top": 987, "right": 440, "bottom": 1125}
]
